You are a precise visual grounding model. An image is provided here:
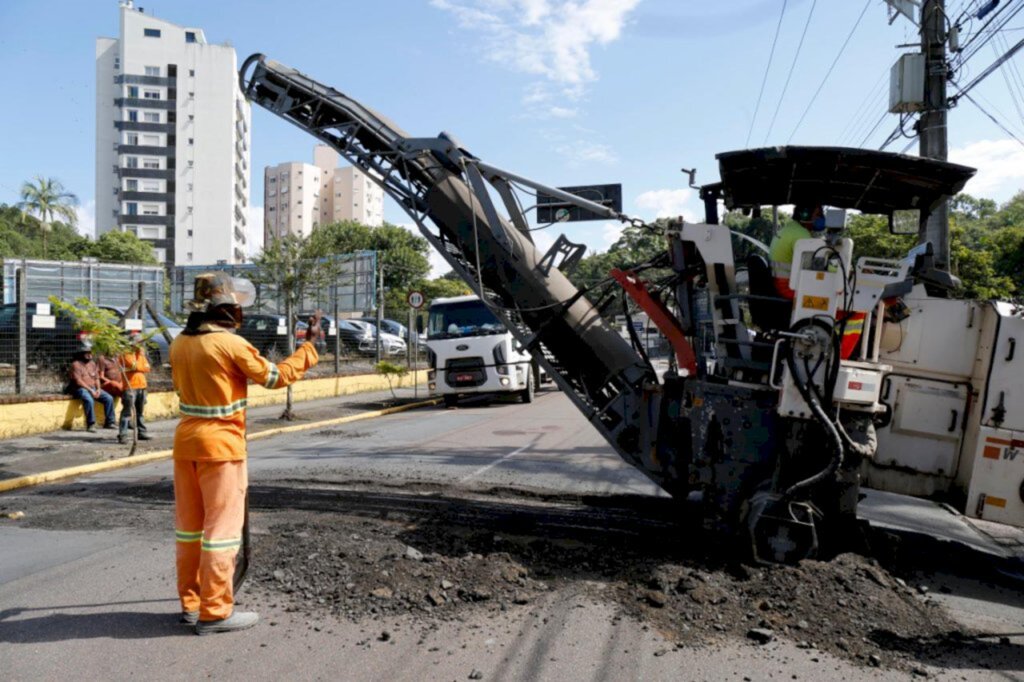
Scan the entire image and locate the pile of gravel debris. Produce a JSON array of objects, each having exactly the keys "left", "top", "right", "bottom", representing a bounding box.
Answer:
[{"left": 247, "top": 511, "right": 964, "bottom": 670}]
